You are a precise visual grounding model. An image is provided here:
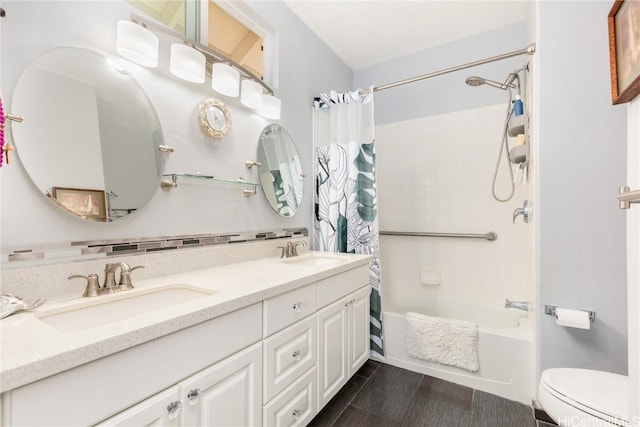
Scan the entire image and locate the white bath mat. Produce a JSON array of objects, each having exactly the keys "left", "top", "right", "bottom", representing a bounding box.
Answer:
[{"left": 405, "top": 311, "right": 479, "bottom": 372}]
